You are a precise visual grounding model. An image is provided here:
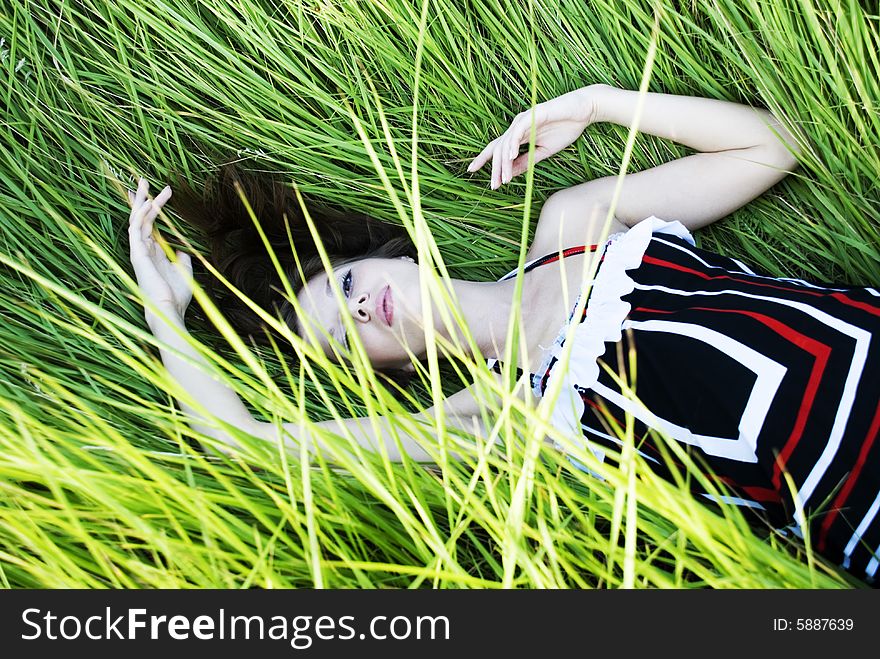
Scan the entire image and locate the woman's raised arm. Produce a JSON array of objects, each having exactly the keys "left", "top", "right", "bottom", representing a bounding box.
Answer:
[{"left": 470, "top": 84, "right": 802, "bottom": 243}]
